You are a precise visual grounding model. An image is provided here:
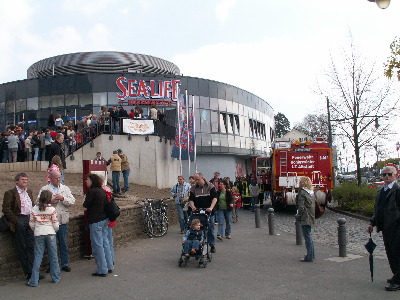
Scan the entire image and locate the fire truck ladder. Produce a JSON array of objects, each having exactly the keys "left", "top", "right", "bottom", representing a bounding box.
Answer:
[{"left": 279, "top": 150, "right": 288, "bottom": 177}]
